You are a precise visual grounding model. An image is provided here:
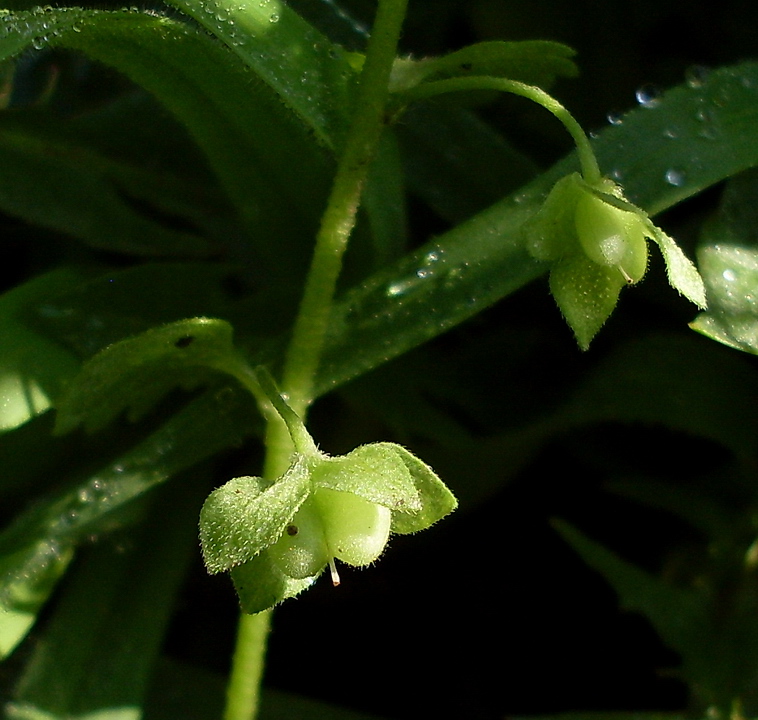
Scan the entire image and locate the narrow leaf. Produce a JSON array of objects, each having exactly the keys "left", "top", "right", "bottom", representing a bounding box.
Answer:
[
  {"left": 0, "top": 386, "right": 256, "bottom": 654},
  {"left": 0, "top": 269, "right": 82, "bottom": 432},
  {"left": 165, "top": 0, "right": 356, "bottom": 147},
  {"left": 8, "top": 481, "right": 202, "bottom": 720}
]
